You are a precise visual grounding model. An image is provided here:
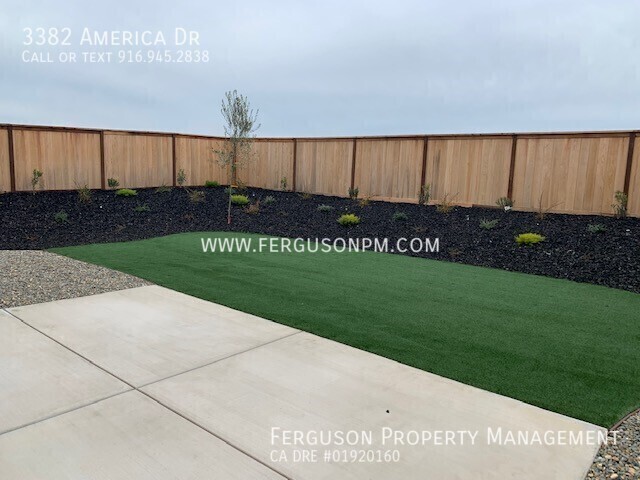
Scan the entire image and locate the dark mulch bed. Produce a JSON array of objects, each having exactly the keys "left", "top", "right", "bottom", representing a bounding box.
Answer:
[{"left": 1, "top": 187, "right": 639, "bottom": 293}]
